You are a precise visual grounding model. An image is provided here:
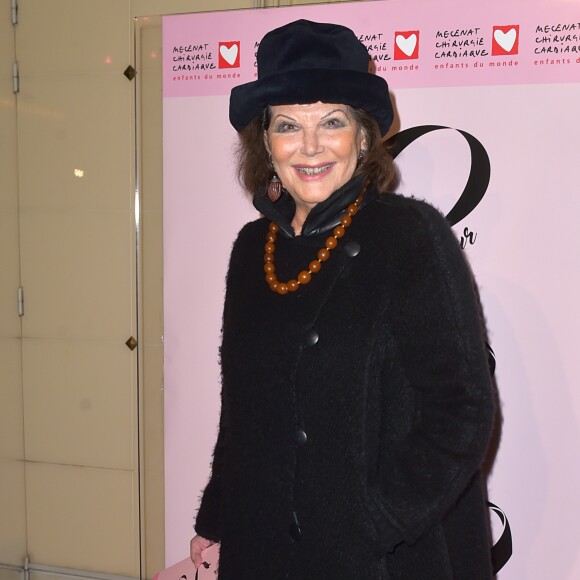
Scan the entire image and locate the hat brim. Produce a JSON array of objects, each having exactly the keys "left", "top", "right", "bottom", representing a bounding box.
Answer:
[{"left": 229, "top": 68, "right": 393, "bottom": 135}]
